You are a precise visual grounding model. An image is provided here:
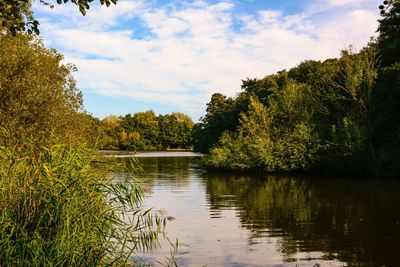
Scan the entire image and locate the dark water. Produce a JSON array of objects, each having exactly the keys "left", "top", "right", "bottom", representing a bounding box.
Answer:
[{"left": 116, "top": 153, "right": 400, "bottom": 267}]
